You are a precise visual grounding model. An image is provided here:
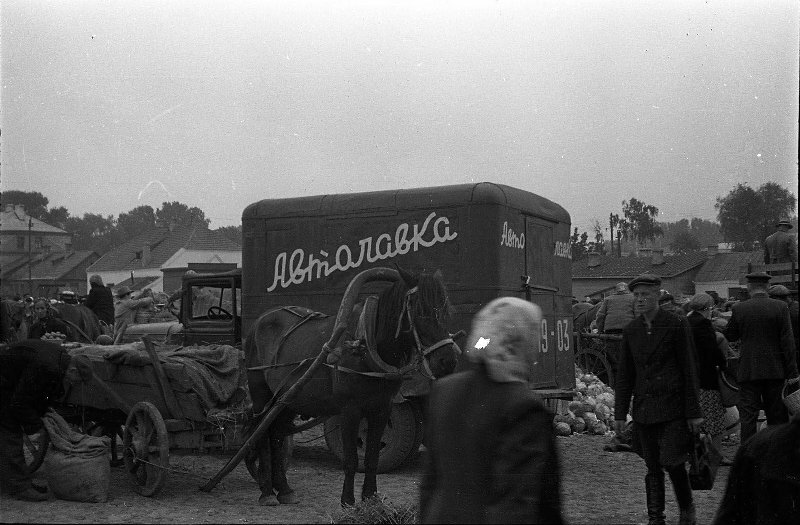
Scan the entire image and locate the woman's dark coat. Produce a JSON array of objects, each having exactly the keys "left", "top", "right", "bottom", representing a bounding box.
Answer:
[
  {"left": 85, "top": 283, "right": 114, "bottom": 325},
  {"left": 419, "top": 365, "right": 562, "bottom": 524},
  {"left": 687, "top": 313, "right": 726, "bottom": 390}
]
